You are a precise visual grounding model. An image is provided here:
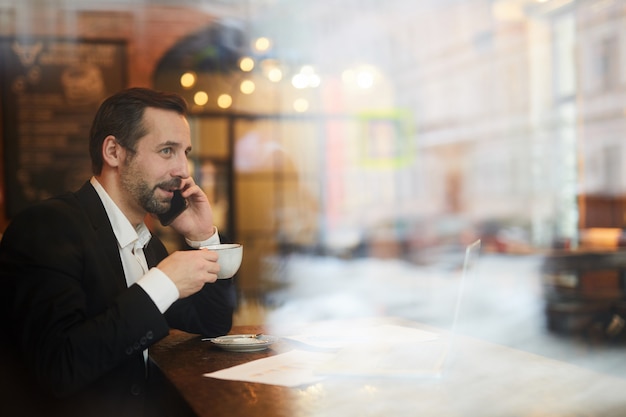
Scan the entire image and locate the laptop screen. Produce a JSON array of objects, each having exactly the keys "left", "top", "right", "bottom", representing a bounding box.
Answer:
[{"left": 314, "top": 239, "right": 482, "bottom": 379}]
